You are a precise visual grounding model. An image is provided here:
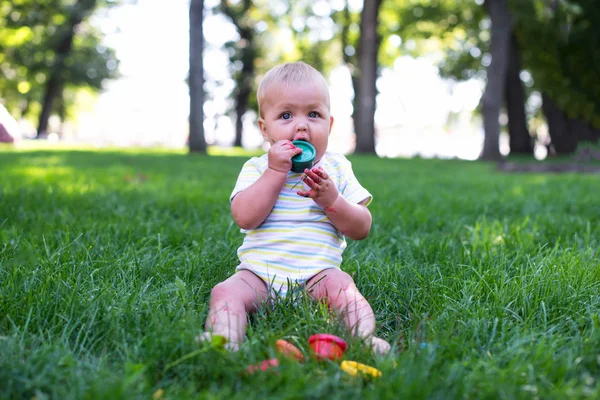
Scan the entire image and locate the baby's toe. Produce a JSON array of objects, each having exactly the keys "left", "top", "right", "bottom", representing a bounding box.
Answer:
[
  {"left": 195, "top": 332, "right": 240, "bottom": 351},
  {"left": 369, "top": 337, "right": 391, "bottom": 355},
  {"left": 195, "top": 332, "right": 213, "bottom": 344}
]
